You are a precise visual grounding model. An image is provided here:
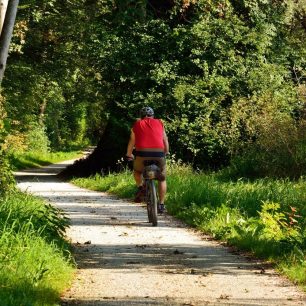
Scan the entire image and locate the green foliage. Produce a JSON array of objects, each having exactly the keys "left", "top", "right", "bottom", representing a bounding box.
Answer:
[
  {"left": 224, "top": 94, "right": 306, "bottom": 178},
  {"left": 257, "top": 202, "right": 301, "bottom": 242},
  {"left": 78, "top": 0, "right": 306, "bottom": 174},
  {"left": 0, "top": 191, "right": 74, "bottom": 305},
  {"left": 0, "top": 95, "right": 14, "bottom": 196},
  {"left": 25, "top": 122, "right": 50, "bottom": 153},
  {"left": 0, "top": 191, "right": 70, "bottom": 244},
  {"left": 0, "top": 152, "right": 15, "bottom": 196},
  {"left": 2, "top": 0, "right": 306, "bottom": 176},
  {"left": 2, "top": 0, "right": 100, "bottom": 152}
]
